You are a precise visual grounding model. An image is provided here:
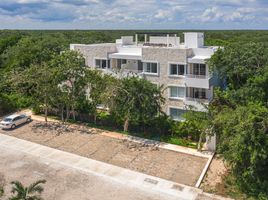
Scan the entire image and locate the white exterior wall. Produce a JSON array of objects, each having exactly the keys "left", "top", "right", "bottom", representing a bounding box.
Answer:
[
  {"left": 121, "top": 36, "right": 134, "bottom": 45},
  {"left": 149, "top": 36, "right": 180, "bottom": 46},
  {"left": 70, "top": 44, "right": 117, "bottom": 67},
  {"left": 142, "top": 47, "right": 190, "bottom": 112},
  {"left": 117, "top": 46, "right": 142, "bottom": 55},
  {"left": 70, "top": 33, "right": 218, "bottom": 115},
  {"left": 184, "top": 32, "right": 204, "bottom": 48}
]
